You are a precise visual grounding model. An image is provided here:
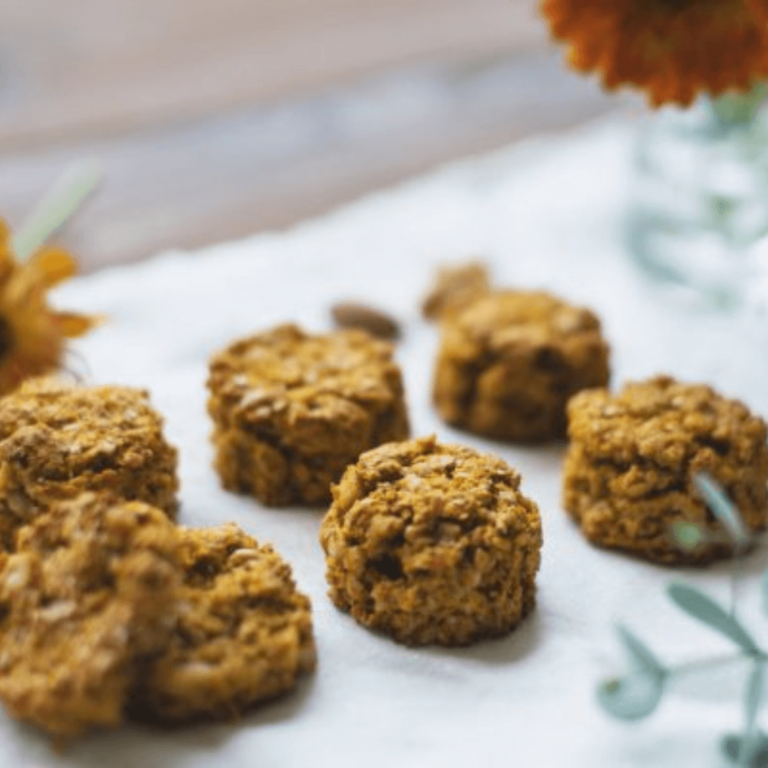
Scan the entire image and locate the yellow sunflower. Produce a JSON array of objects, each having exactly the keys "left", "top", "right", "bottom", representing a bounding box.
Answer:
[
  {"left": 0, "top": 219, "right": 96, "bottom": 396},
  {"left": 541, "top": 0, "right": 768, "bottom": 107}
]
